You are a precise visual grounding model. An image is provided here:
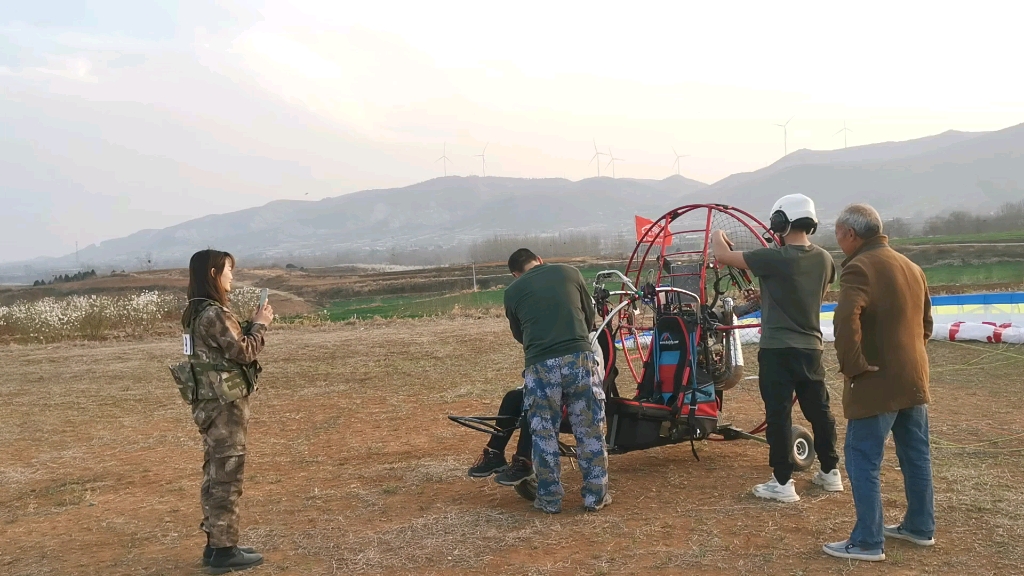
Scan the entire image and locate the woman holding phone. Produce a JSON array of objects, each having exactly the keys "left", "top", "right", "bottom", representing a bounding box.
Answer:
[{"left": 182, "top": 249, "right": 273, "bottom": 573}]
